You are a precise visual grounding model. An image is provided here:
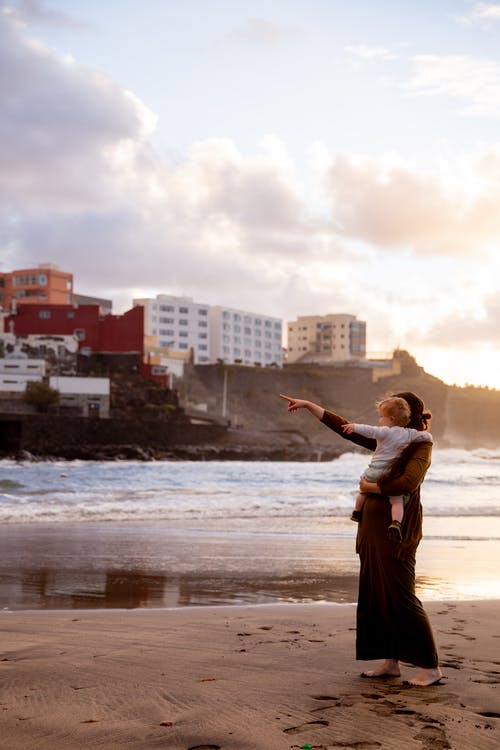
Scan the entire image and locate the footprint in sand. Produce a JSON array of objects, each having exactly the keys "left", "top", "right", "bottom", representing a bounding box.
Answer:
[
  {"left": 414, "top": 724, "right": 451, "bottom": 749},
  {"left": 283, "top": 719, "right": 329, "bottom": 734}
]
